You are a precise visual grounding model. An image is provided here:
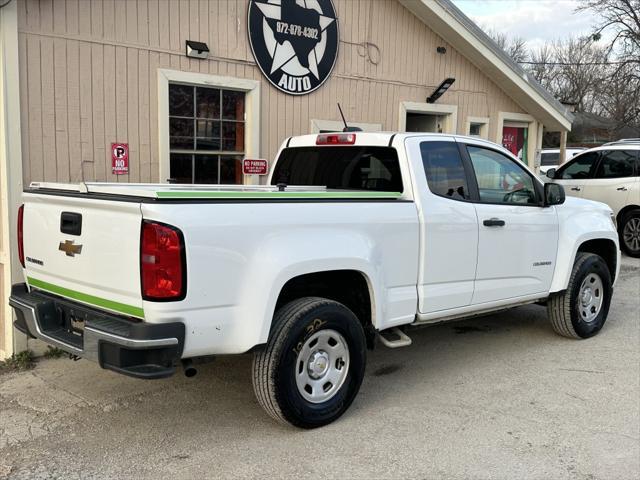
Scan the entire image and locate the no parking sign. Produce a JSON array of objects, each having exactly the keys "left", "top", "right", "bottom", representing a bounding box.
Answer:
[{"left": 111, "top": 143, "right": 129, "bottom": 175}]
